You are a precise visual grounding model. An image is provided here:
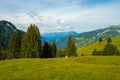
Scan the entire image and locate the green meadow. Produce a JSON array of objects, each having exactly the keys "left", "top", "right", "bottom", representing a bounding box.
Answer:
[
  {"left": 0, "top": 56, "right": 120, "bottom": 80},
  {"left": 77, "top": 36, "right": 120, "bottom": 56}
]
